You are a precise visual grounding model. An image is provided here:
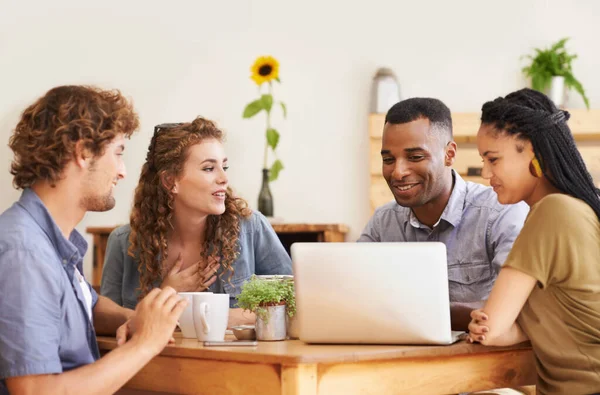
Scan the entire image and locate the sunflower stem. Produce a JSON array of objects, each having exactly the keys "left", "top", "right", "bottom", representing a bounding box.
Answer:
[{"left": 263, "top": 82, "right": 272, "bottom": 169}]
